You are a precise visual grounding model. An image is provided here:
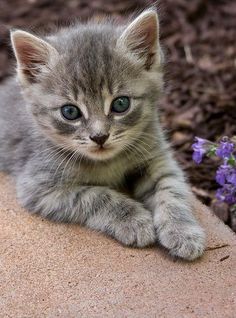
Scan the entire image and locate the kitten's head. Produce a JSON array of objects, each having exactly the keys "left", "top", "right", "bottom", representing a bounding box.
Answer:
[{"left": 11, "top": 9, "right": 163, "bottom": 161}]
